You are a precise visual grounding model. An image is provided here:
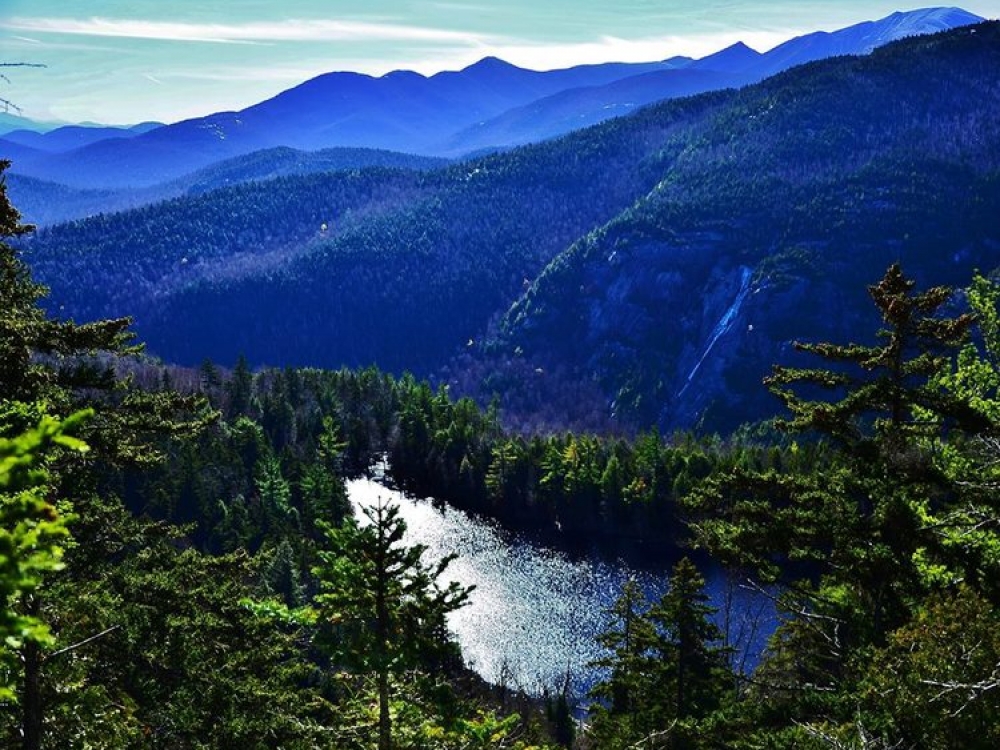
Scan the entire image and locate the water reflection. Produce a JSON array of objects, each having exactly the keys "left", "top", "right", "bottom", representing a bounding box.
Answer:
[{"left": 348, "top": 477, "right": 772, "bottom": 697}]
